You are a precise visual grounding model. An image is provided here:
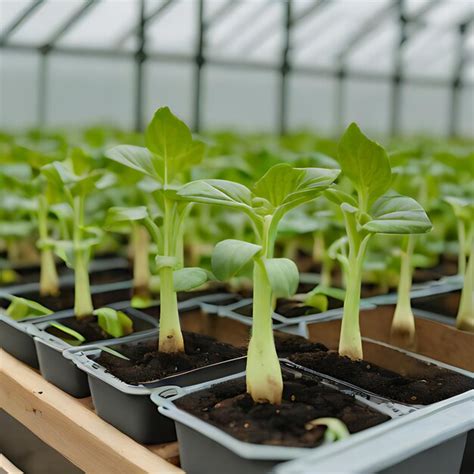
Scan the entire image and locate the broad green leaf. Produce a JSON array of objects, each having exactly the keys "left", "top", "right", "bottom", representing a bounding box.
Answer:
[
  {"left": 263, "top": 258, "right": 299, "bottom": 298},
  {"left": 211, "top": 239, "right": 262, "bottom": 281},
  {"left": 41, "top": 161, "right": 77, "bottom": 188},
  {"left": 173, "top": 267, "right": 209, "bottom": 292},
  {"left": 93, "top": 307, "right": 133, "bottom": 338},
  {"left": 5, "top": 296, "right": 52, "bottom": 321},
  {"left": 105, "top": 145, "right": 160, "bottom": 180},
  {"left": 177, "top": 179, "right": 253, "bottom": 209},
  {"left": 104, "top": 206, "right": 149, "bottom": 231},
  {"left": 69, "top": 147, "right": 91, "bottom": 175},
  {"left": 49, "top": 322, "right": 85, "bottom": 345},
  {"left": 338, "top": 123, "right": 391, "bottom": 207},
  {"left": 363, "top": 194, "right": 432, "bottom": 234},
  {"left": 145, "top": 107, "right": 205, "bottom": 181},
  {"left": 253, "top": 164, "right": 339, "bottom": 211}
]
